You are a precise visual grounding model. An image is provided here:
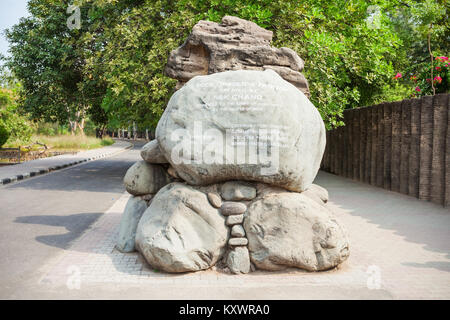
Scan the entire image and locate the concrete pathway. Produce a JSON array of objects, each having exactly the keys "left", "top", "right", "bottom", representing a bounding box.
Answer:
[
  {"left": 2, "top": 169, "right": 448, "bottom": 299},
  {"left": 0, "top": 140, "right": 132, "bottom": 184}
]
